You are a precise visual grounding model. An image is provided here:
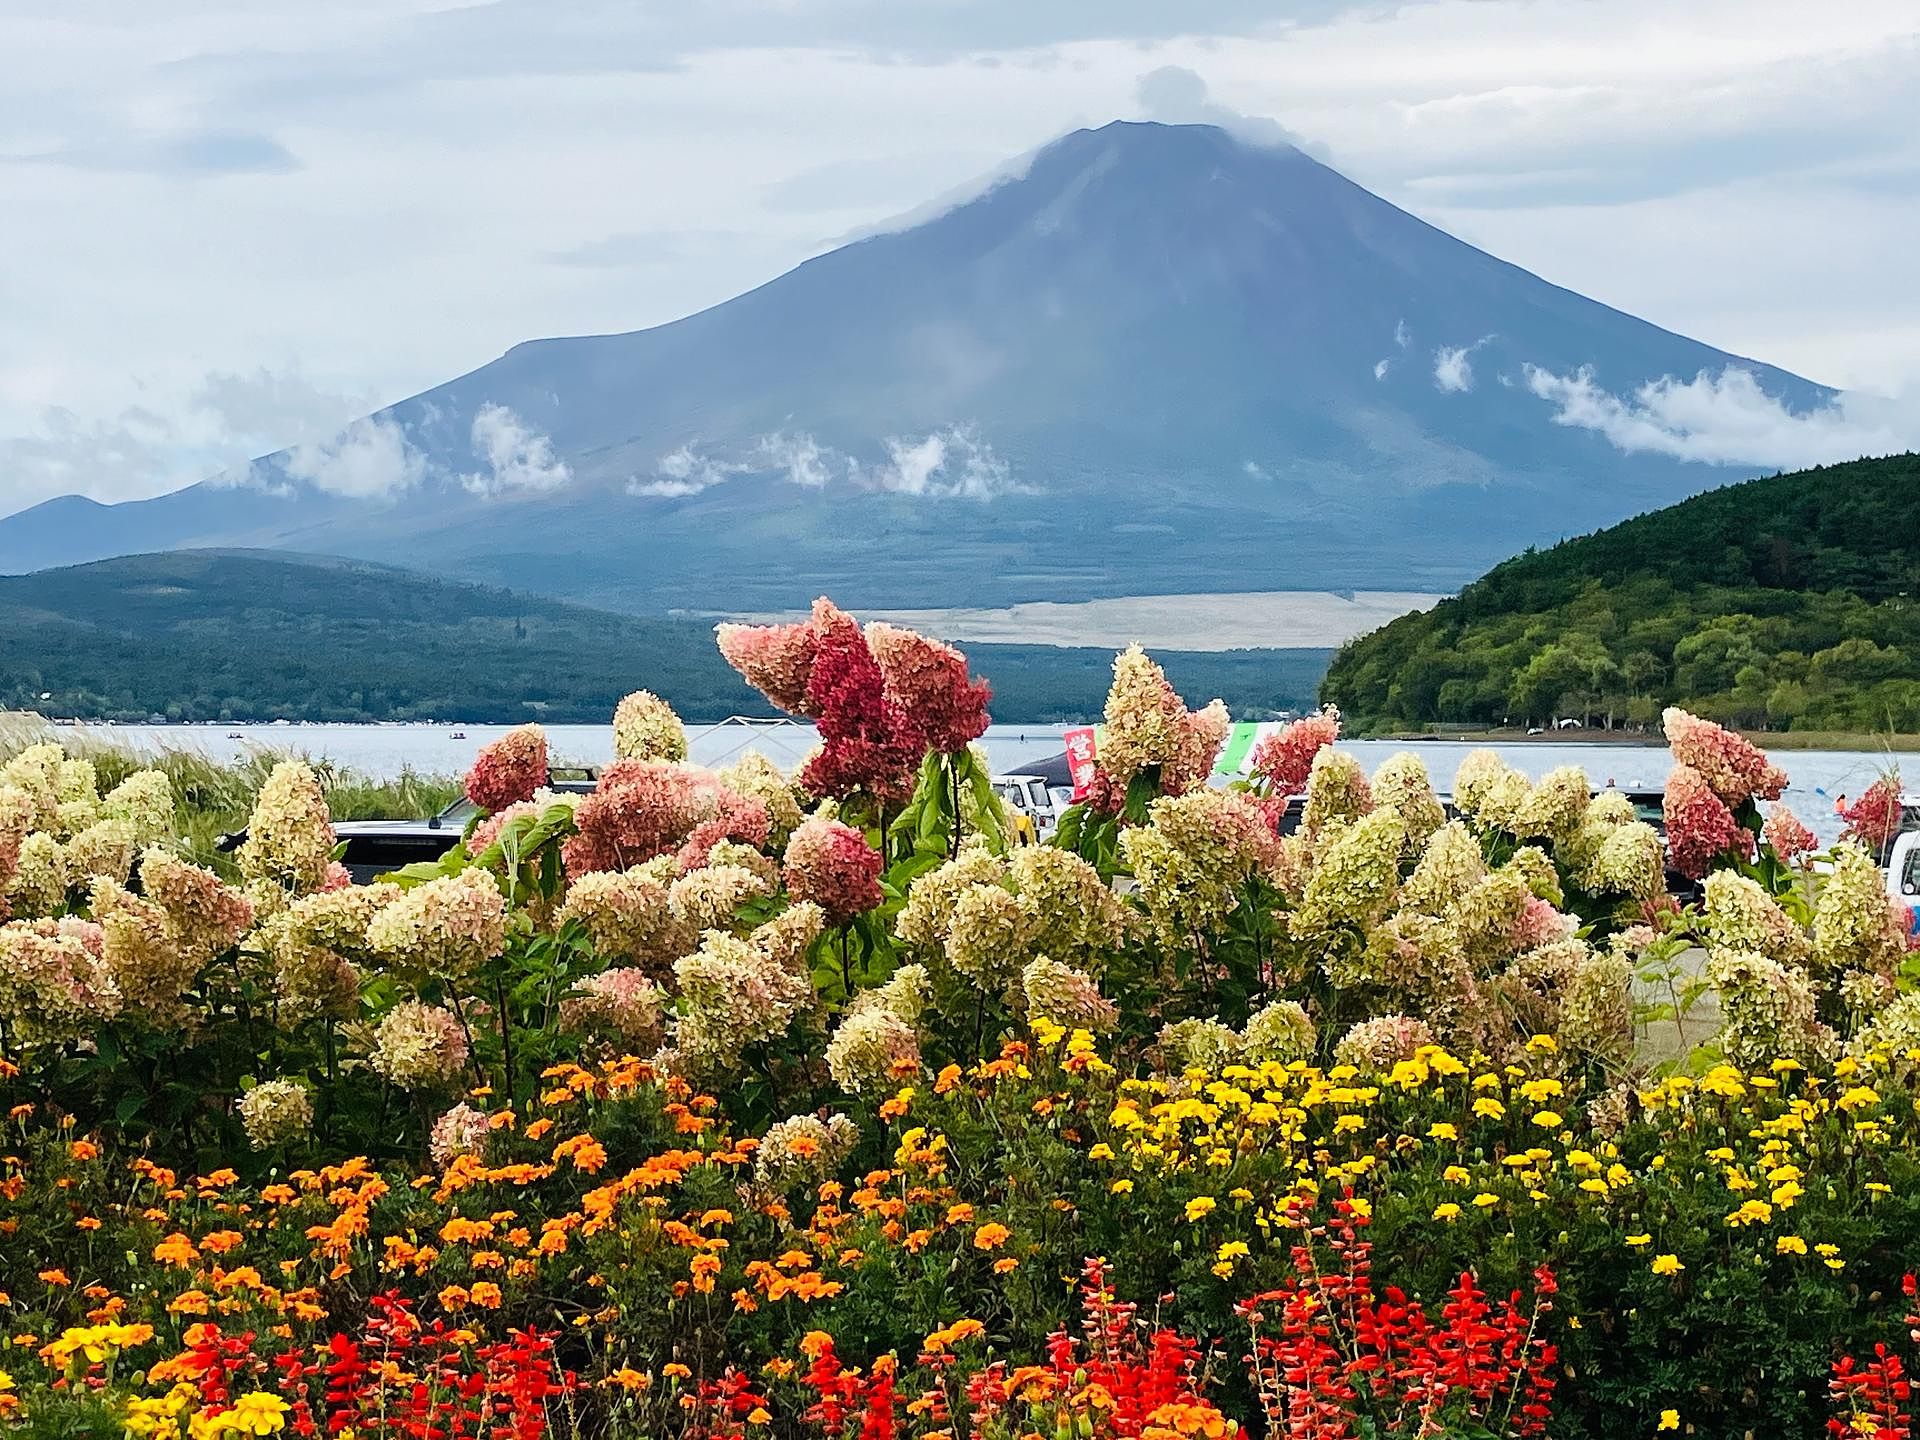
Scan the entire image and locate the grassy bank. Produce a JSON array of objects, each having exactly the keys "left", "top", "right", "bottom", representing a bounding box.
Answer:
[{"left": 0, "top": 714, "right": 460, "bottom": 868}]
